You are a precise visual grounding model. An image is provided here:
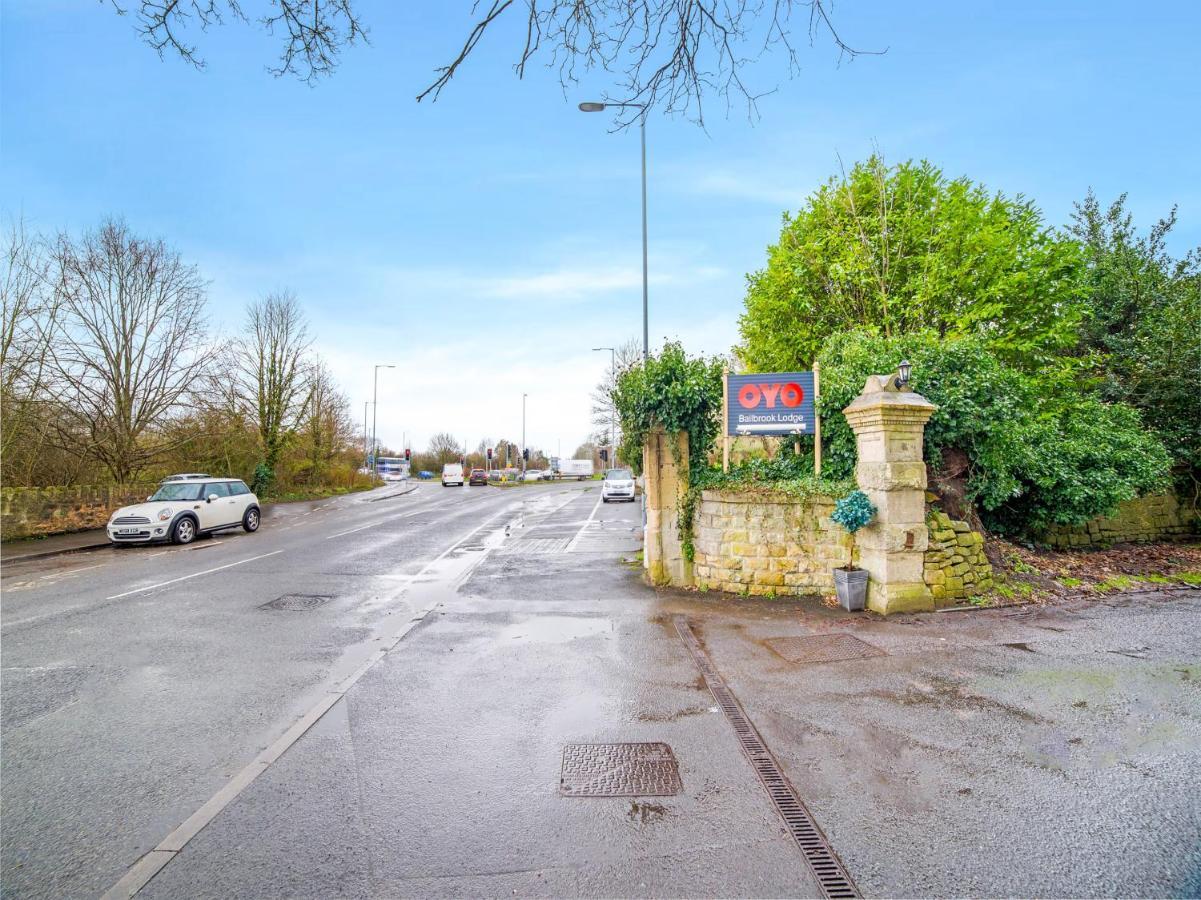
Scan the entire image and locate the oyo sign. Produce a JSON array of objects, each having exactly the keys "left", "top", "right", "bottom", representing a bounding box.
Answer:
[
  {"left": 727, "top": 371, "right": 816, "bottom": 436},
  {"left": 736, "top": 381, "right": 805, "bottom": 409}
]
